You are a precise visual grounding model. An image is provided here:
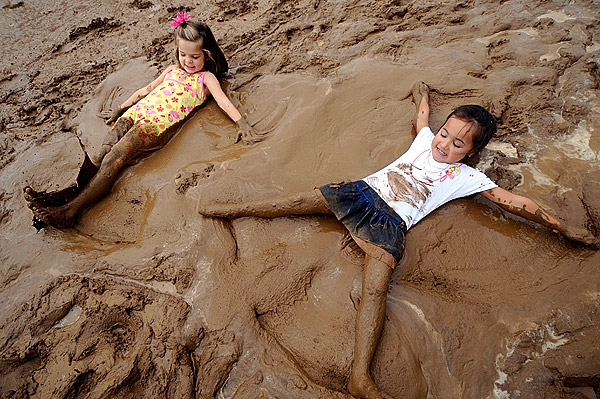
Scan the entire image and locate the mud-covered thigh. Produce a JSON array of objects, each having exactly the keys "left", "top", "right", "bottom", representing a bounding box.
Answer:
[
  {"left": 108, "top": 120, "right": 177, "bottom": 165},
  {"left": 102, "top": 117, "right": 134, "bottom": 147}
]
